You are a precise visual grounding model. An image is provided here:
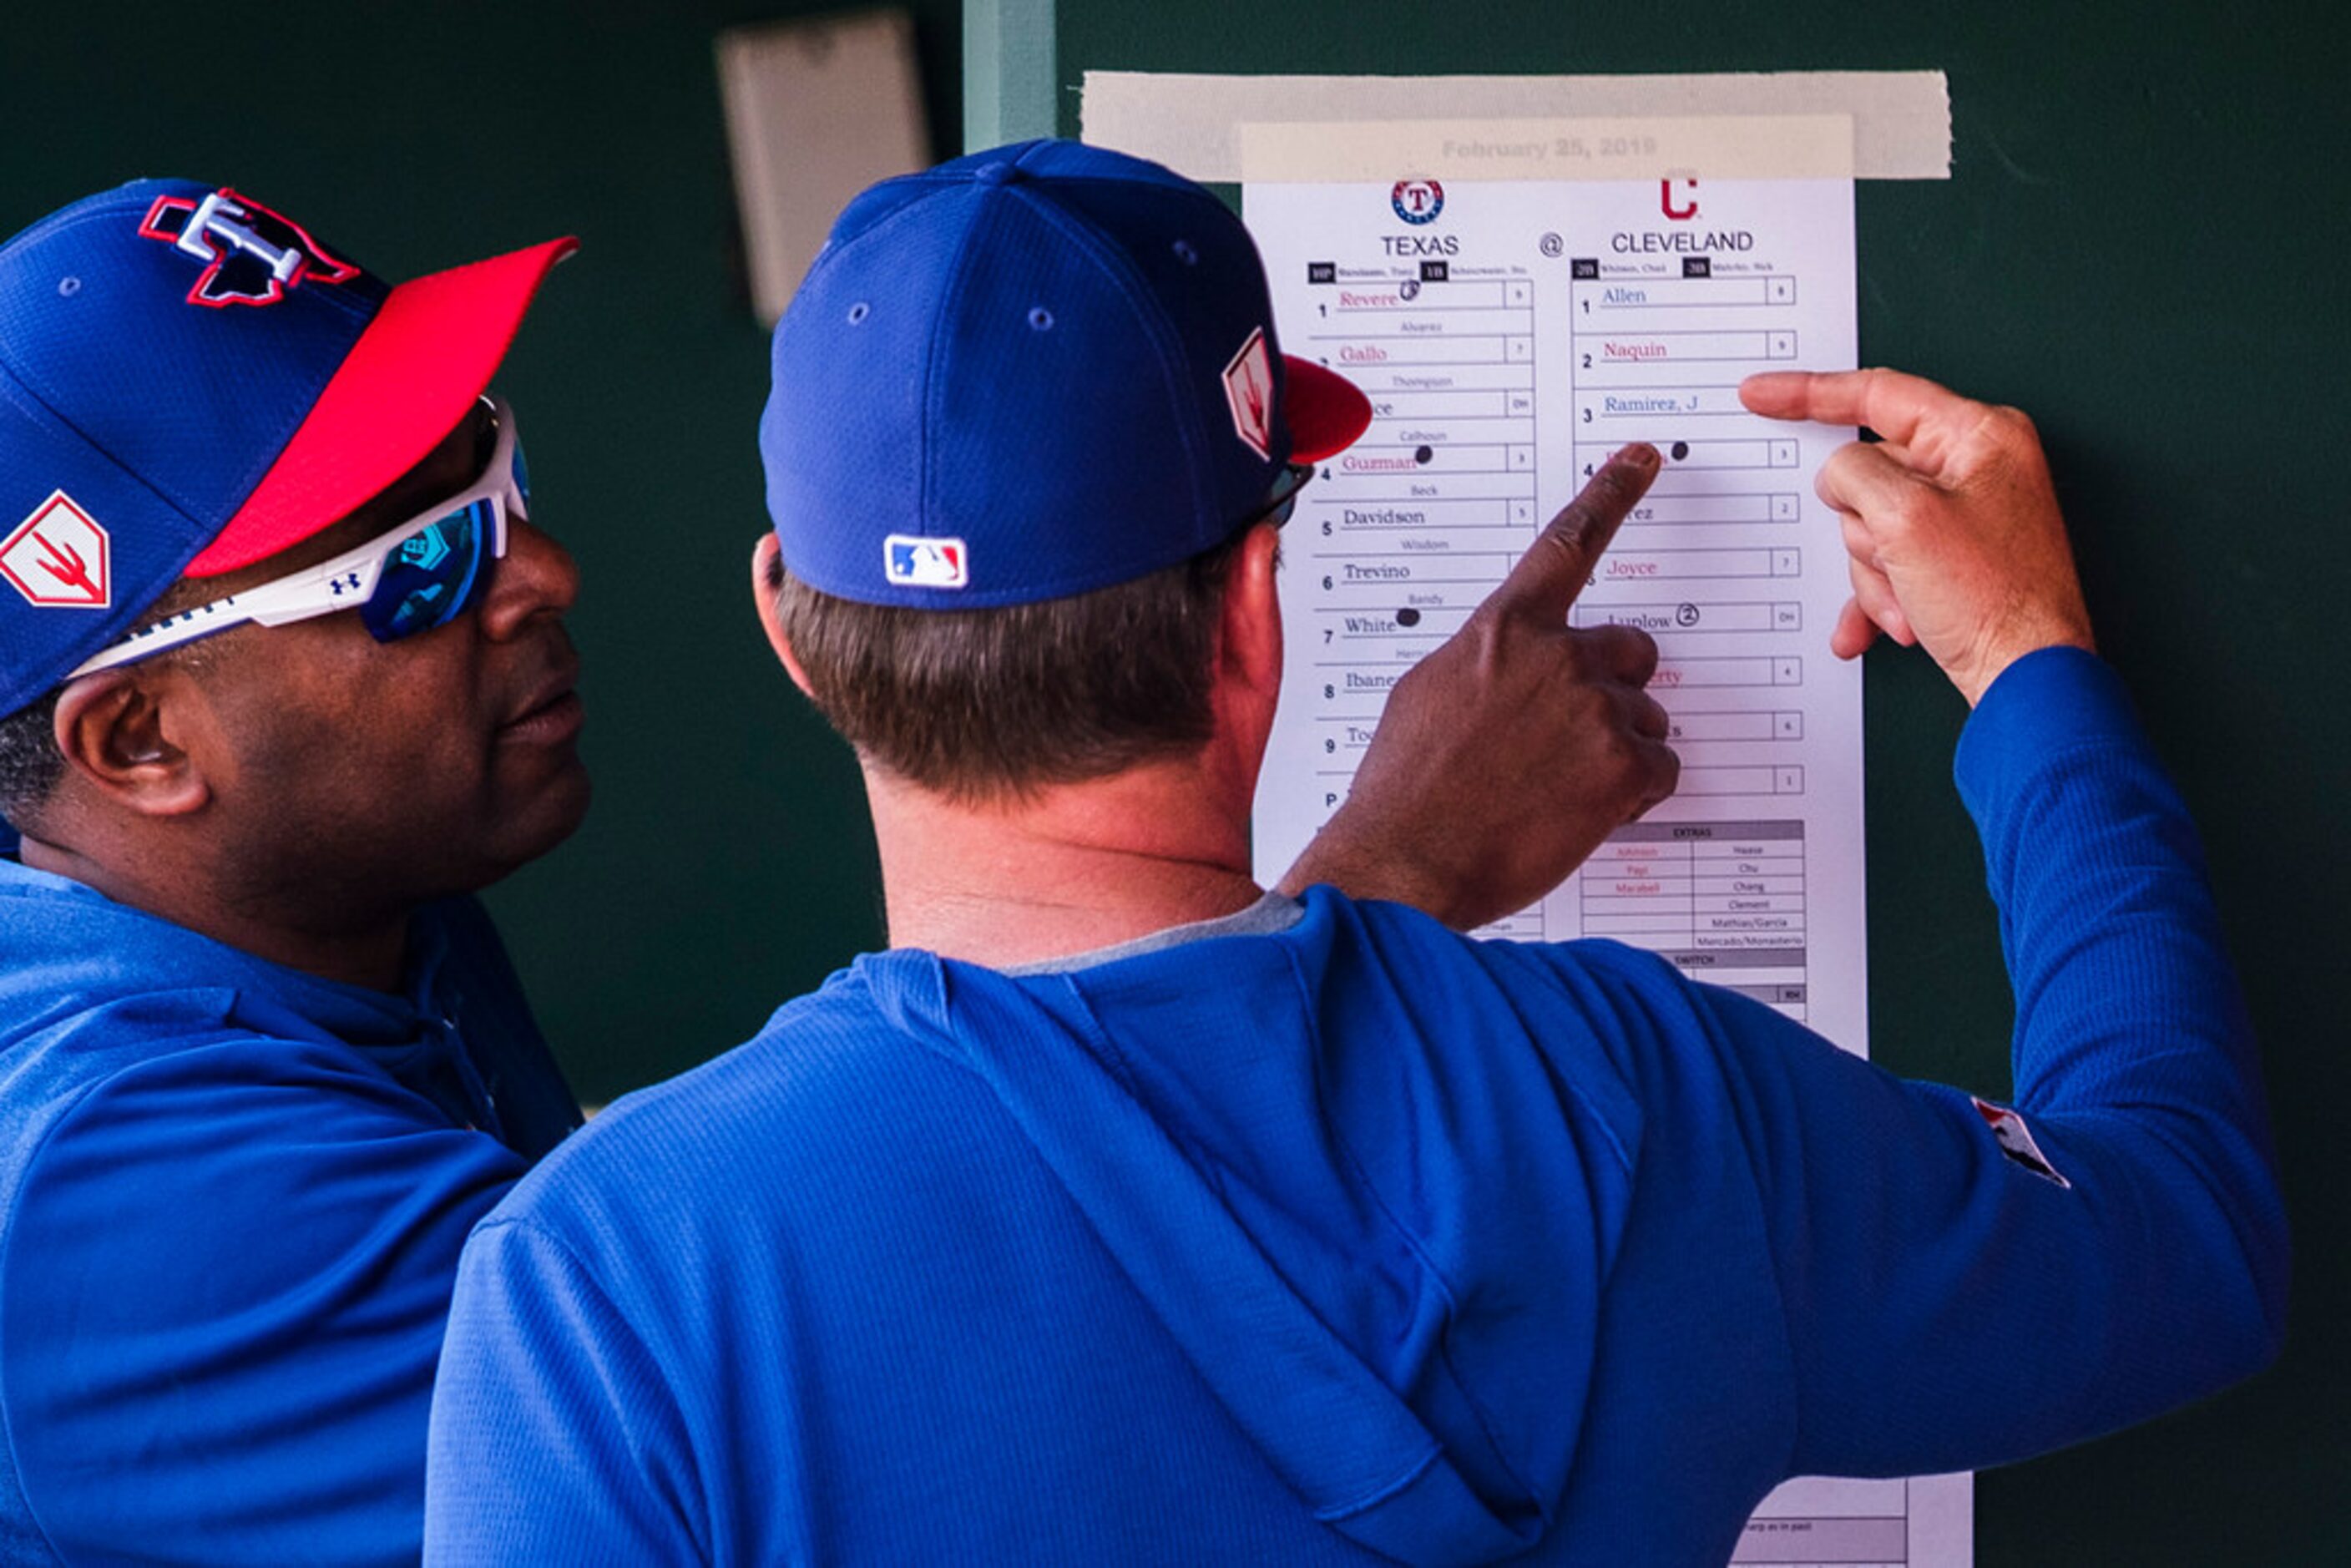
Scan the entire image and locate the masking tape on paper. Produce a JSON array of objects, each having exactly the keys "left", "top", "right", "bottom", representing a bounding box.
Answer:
[
  {"left": 1236, "top": 114, "right": 1854, "bottom": 184},
  {"left": 1081, "top": 70, "right": 1949, "bottom": 182}
]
